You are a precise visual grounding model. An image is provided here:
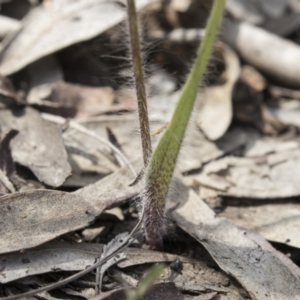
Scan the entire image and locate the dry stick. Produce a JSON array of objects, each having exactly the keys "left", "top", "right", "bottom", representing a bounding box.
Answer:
[
  {"left": 127, "top": 0, "right": 152, "bottom": 166},
  {"left": 41, "top": 113, "right": 136, "bottom": 177},
  {"left": 0, "top": 211, "right": 144, "bottom": 300}
]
